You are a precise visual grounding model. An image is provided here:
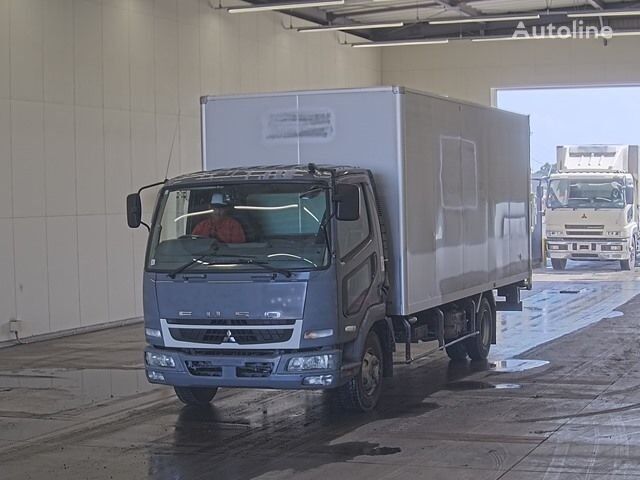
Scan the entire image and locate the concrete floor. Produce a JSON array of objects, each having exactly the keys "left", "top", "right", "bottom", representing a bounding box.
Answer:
[{"left": 3, "top": 260, "right": 640, "bottom": 479}]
